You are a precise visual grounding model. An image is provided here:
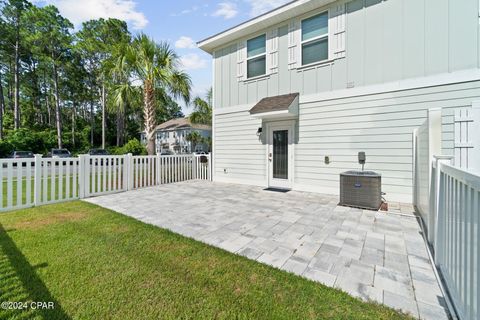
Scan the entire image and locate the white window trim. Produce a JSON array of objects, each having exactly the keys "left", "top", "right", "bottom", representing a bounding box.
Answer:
[
  {"left": 296, "top": 59, "right": 334, "bottom": 71},
  {"left": 246, "top": 34, "right": 267, "bottom": 79},
  {"left": 243, "top": 73, "right": 270, "bottom": 83},
  {"left": 300, "top": 11, "right": 329, "bottom": 67}
]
